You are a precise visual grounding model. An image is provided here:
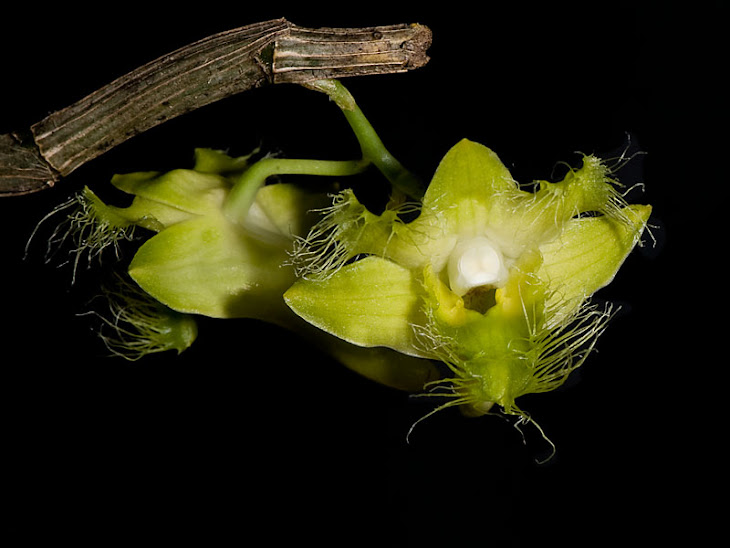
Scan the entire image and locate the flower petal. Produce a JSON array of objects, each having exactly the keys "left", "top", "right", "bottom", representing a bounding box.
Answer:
[
  {"left": 284, "top": 256, "right": 426, "bottom": 357},
  {"left": 128, "top": 213, "right": 294, "bottom": 321},
  {"left": 537, "top": 204, "right": 652, "bottom": 319},
  {"left": 251, "top": 183, "right": 331, "bottom": 239},
  {"left": 192, "top": 147, "right": 257, "bottom": 174},
  {"left": 112, "top": 169, "right": 229, "bottom": 218},
  {"left": 418, "top": 139, "right": 519, "bottom": 234},
  {"left": 317, "top": 333, "right": 440, "bottom": 391}
]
